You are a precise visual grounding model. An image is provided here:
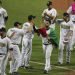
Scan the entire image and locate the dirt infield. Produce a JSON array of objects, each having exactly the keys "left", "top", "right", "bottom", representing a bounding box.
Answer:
[
  {"left": 66, "top": 71, "right": 75, "bottom": 75},
  {"left": 52, "top": 0, "right": 74, "bottom": 10}
]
